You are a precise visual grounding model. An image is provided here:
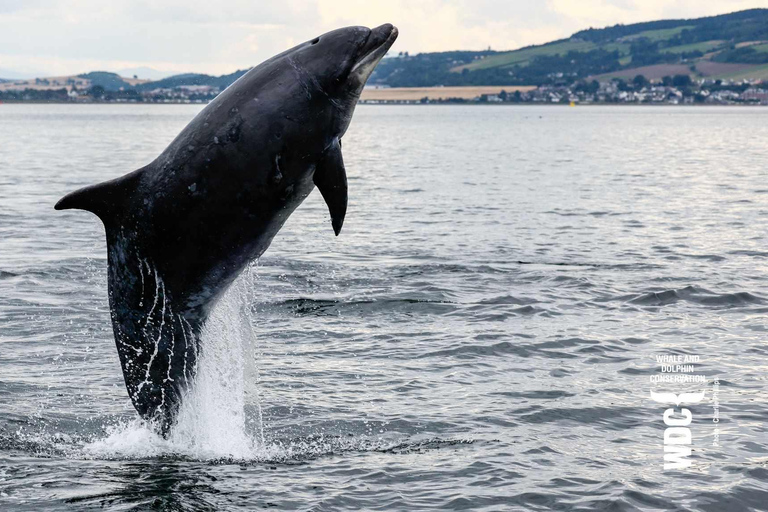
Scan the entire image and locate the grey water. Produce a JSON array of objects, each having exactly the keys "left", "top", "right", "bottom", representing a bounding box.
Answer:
[{"left": 1, "top": 104, "right": 767, "bottom": 511}]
